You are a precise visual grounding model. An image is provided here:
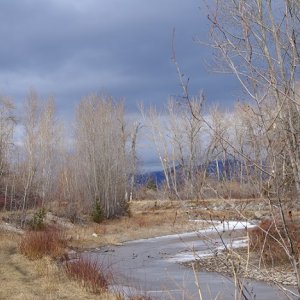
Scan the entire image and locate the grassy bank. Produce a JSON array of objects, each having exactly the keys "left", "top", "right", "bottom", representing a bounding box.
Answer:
[
  {"left": 0, "top": 199, "right": 203, "bottom": 300},
  {"left": 0, "top": 231, "right": 118, "bottom": 300},
  {"left": 0, "top": 198, "right": 269, "bottom": 299}
]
